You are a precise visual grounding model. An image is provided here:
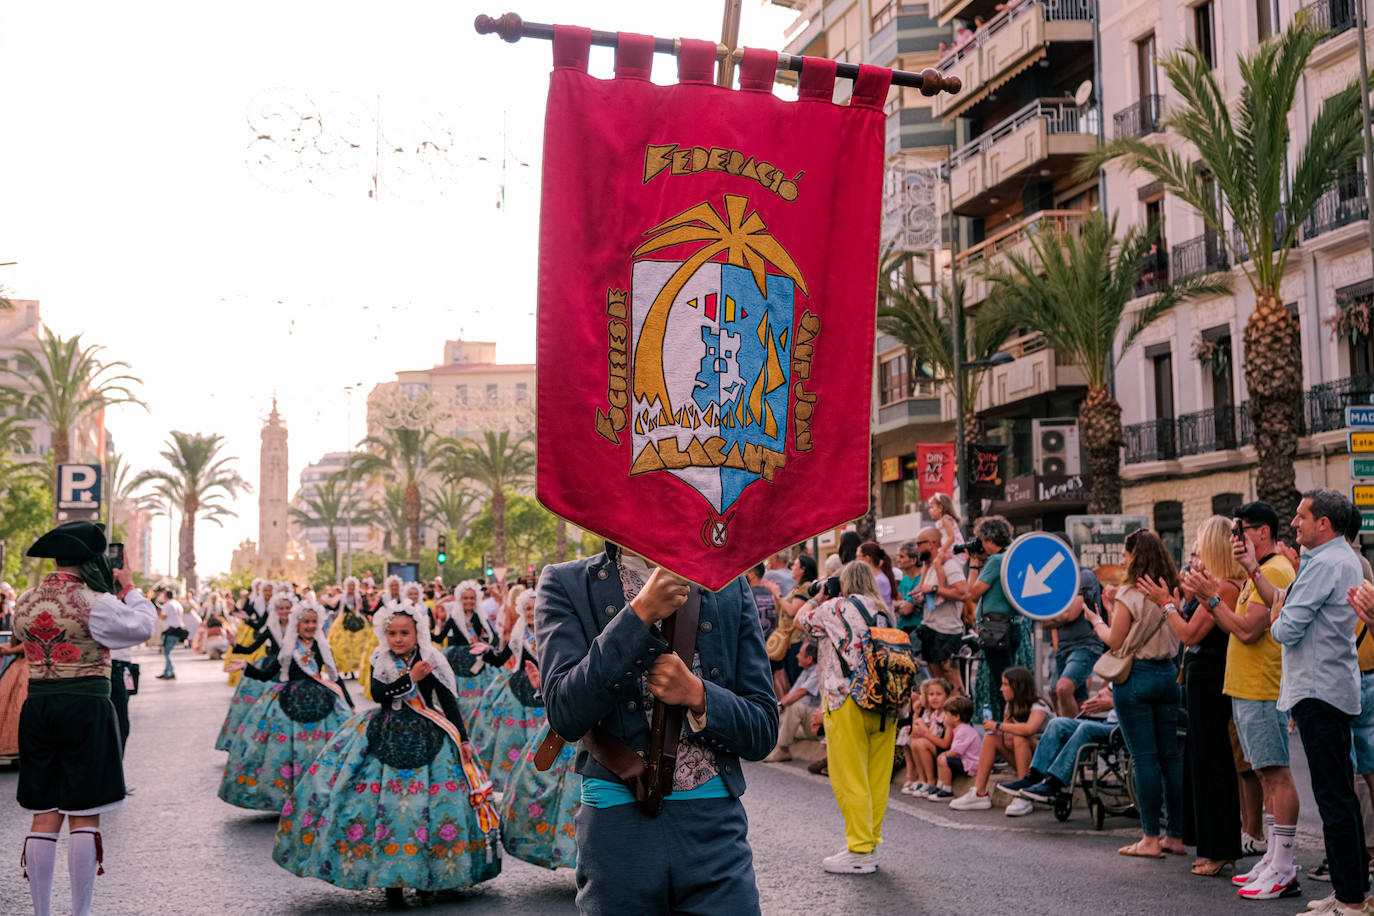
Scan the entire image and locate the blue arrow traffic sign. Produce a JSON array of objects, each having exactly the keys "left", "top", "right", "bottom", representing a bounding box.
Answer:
[{"left": 1000, "top": 531, "right": 1081, "bottom": 621}]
